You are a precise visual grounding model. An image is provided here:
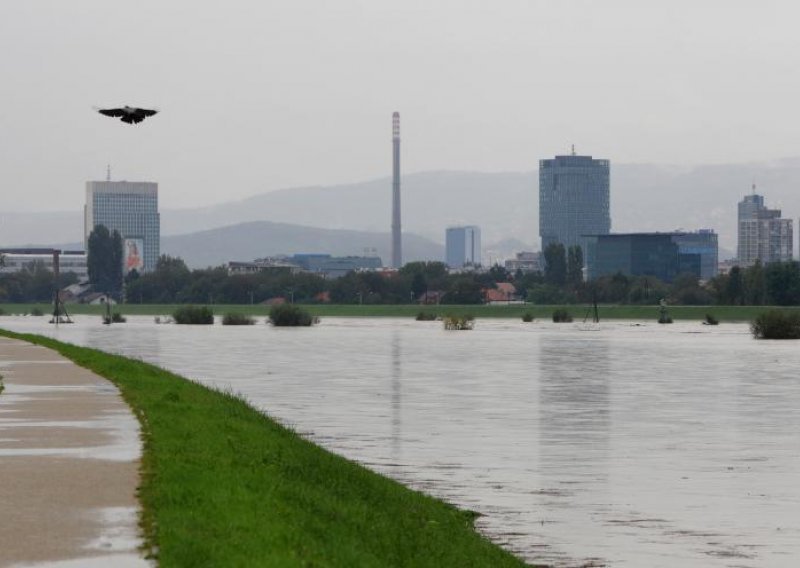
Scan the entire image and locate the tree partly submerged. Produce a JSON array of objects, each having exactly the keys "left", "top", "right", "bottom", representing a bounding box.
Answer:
[
  {"left": 751, "top": 310, "right": 800, "bottom": 339},
  {"left": 269, "top": 304, "right": 317, "bottom": 326}
]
